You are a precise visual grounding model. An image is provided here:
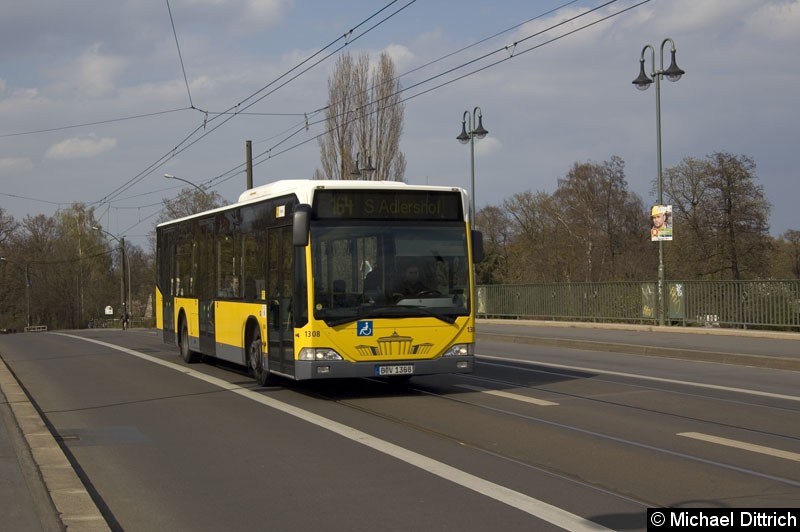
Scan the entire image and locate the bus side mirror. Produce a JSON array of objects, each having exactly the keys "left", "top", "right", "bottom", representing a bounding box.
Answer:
[
  {"left": 293, "top": 204, "right": 311, "bottom": 247},
  {"left": 471, "top": 230, "right": 484, "bottom": 264}
]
